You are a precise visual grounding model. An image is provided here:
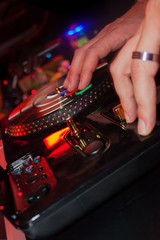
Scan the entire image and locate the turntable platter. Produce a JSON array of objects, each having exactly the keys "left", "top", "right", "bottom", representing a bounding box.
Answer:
[{"left": 7, "top": 63, "right": 113, "bottom": 137}]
